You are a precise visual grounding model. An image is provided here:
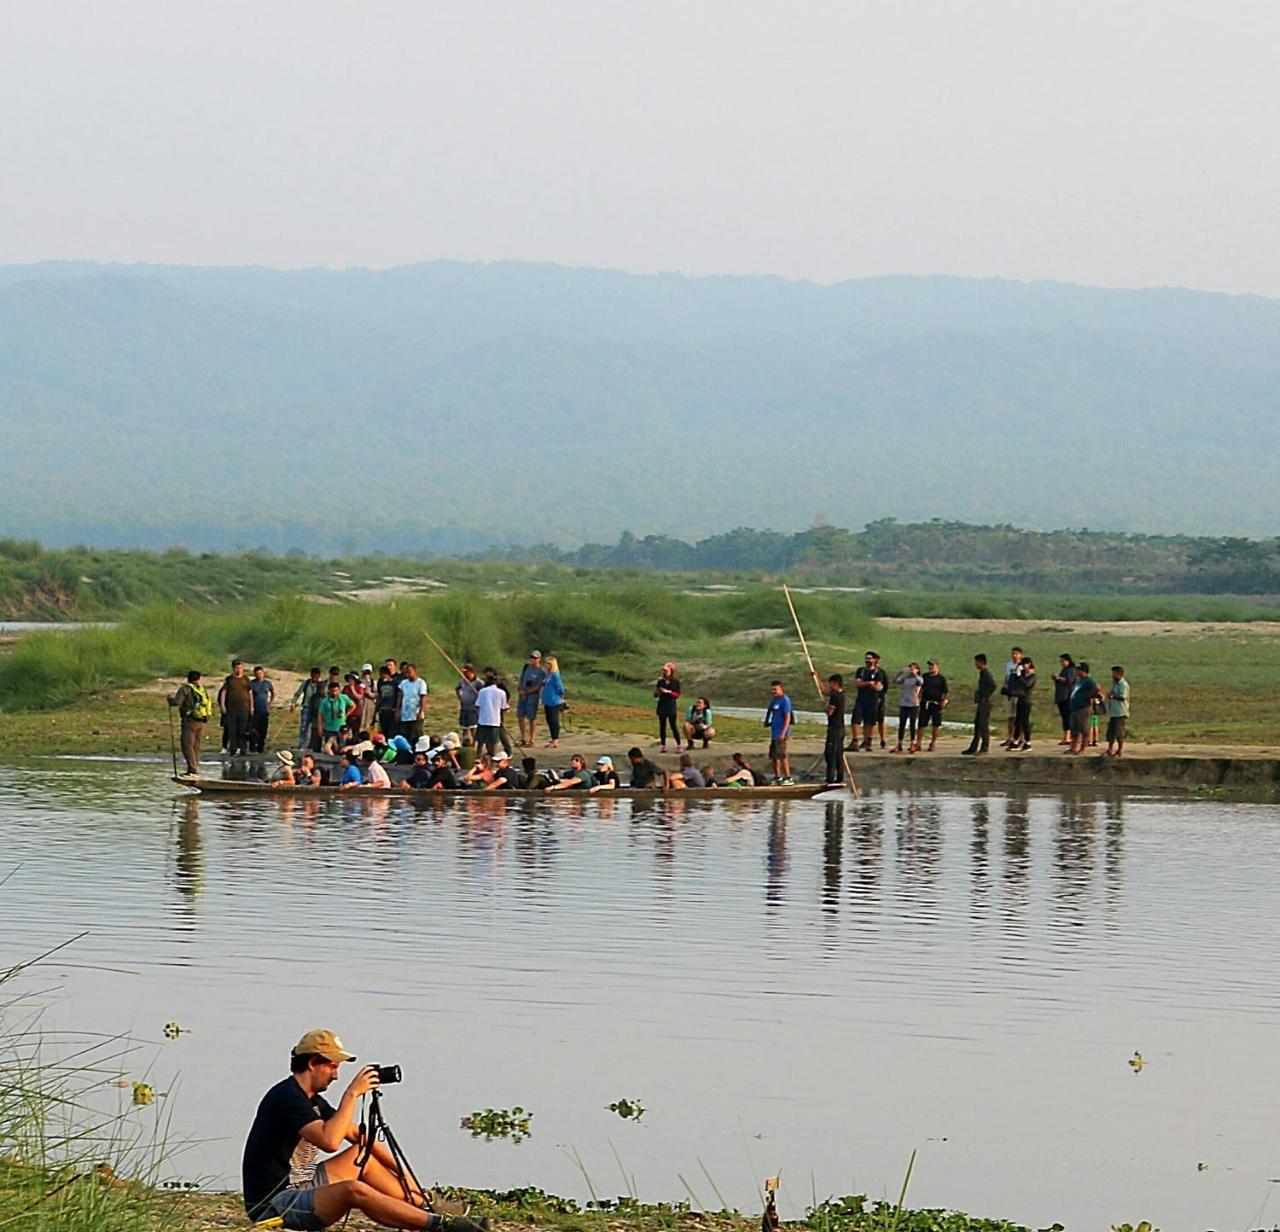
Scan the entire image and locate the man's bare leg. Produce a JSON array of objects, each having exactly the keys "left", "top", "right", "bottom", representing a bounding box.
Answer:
[
  {"left": 324, "top": 1142, "right": 426, "bottom": 1205},
  {"left": 312, "top": 1178, "right": 429, "bottom": 1230}
]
